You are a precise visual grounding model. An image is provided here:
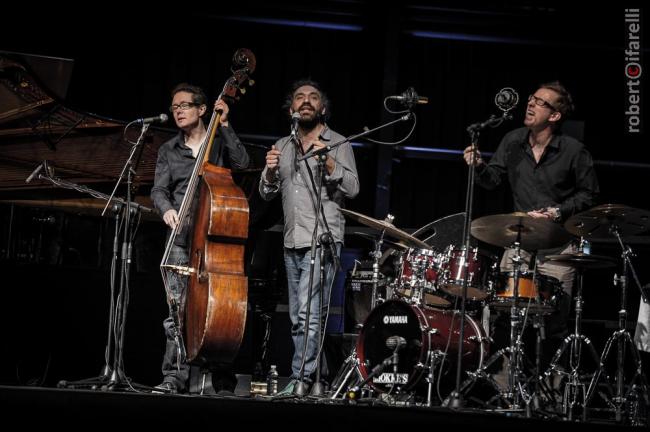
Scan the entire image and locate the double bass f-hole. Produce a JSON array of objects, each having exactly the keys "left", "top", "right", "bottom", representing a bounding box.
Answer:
[{"left": 195, "top": 249, "right": 207, "bottom": 283}]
